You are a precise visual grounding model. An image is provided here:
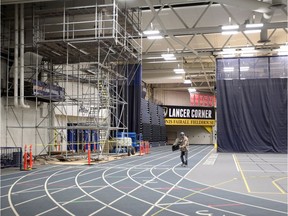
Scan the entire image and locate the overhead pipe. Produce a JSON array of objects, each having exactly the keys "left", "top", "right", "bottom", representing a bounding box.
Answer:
[
  {"left": 19, "top": 4, "right": 29, "bottom": 108},
  {"left": 258, "top": 0, "right": 282, "bottom": 43},
  {"left": 14, "top": 4, "right": 19, "bottom": 107}
]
